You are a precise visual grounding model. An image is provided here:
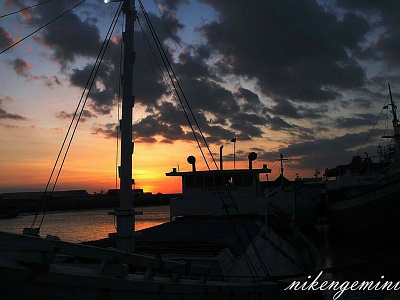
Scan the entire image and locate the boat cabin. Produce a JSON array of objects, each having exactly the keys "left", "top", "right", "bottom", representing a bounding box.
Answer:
[{"left": 166, "top": 154, "right": 271, "bottom": 218}]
